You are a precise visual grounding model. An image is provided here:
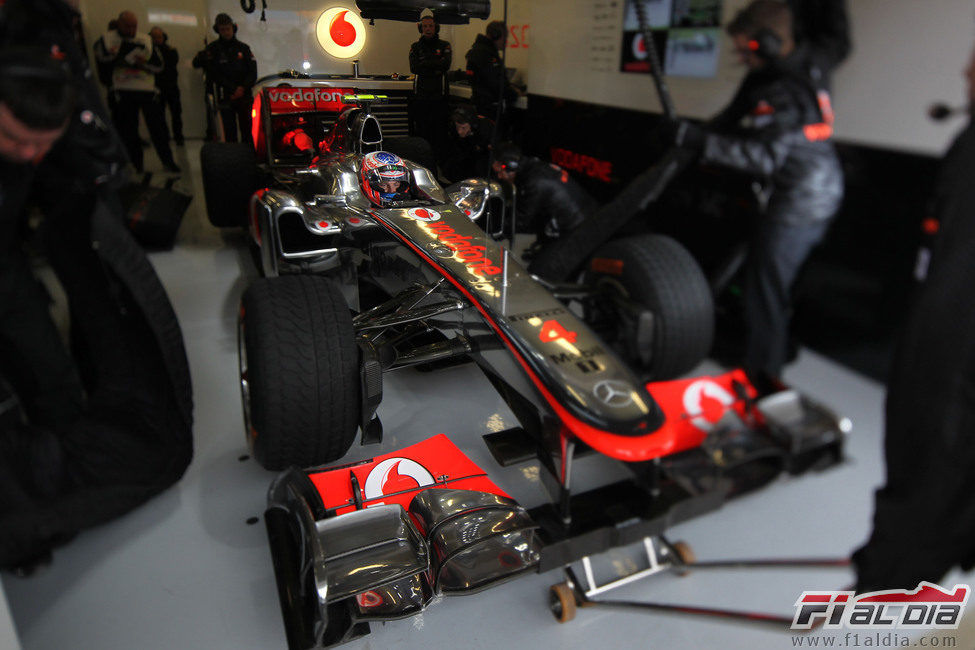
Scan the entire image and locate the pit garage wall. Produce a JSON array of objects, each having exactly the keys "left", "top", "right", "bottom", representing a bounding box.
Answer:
[
  {"left": 80, "top": 1, "right": 973, "bottom": 155},
  {"left": 467, "top": 0, "right": 975, "bottom": 157}
]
